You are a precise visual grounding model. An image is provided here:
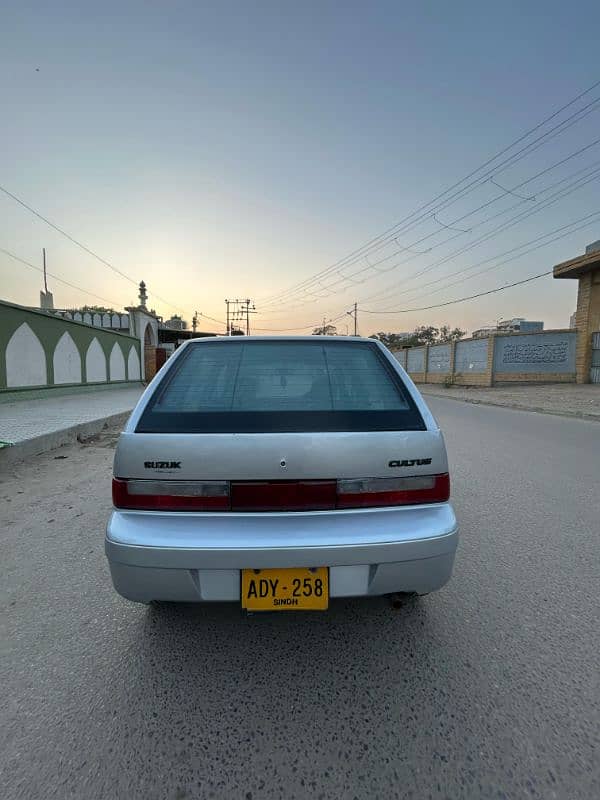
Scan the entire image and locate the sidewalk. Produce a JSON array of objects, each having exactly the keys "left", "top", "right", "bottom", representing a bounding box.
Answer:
[
  {"left": 420, "top": 383, "right": 600, "bottom": 421},
  {"left": 0, "top": 385, "right": 144, "bottom": 465}
]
